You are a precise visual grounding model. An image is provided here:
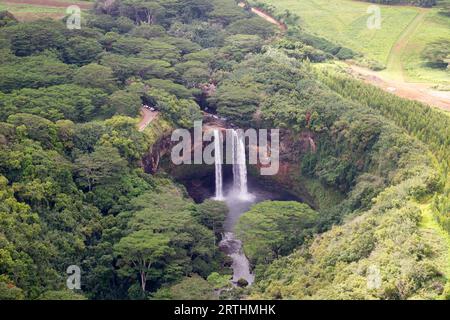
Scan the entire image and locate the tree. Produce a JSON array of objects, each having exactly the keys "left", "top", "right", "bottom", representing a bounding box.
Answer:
[
  {"left": 162, "top": 36, "right": 201, "bottom": 54},
  {"left": 145, "top": 78, "right": 195, "bottom": 99},
  {"left": 115, "top": 16, "right": 135, "bottom": 33},
  {"left": 194, "top": 200, "right": 227, "bottom": 238},
  {"left": 236, "top": 201, "right": 318, "bottom": 265},
  {"left": 110, "top": 36, "right": 147, "bottom": 55},
  {"left": 207, "top": 0, "right": 248, "bottom": 25},
  {"left": 0, "top": 281, "right": 24, "bottom": 300},
  {"left": 0, "top": 54, "right": 74, "bottom": 93},
  {"left": 100, "top": 53, "right": 176, "bottom": 82},
  {"left": 73, "top": 63, "right": 118, "bottom": 93},
  {"left": 6, "top": 113, "right": 60, "bottom": 149},
  {"left": 145, "top": 88, "right": 202, "bottom": 127},
  {"left": 74, "top": 145, "right": 127, "bottom": 191},
  {"left": 0, "top": 11, "right": 18, "bottom": 28},
  {"left": 37, "top": 290, "right": 87, "bottom": 300},
  {"left": 87, "top": 13, "right": 118, "bottom": 32},
  {"left": 181, "top": 0, "right": 214, "bottom": 22},
  {"left": 115, "top": 182, "right": 223, "bottom": 289},
  {"left": 62, "top": 36, "right": 103, "bottom": 65},
  {"left": 1, "top": 84, "right": 107, "bottom": 122},
  {"left": 207, "top": 272, "right": 231, "bottom": 289},
  {"left": 5, "top": 19, "right": 66, "bottom": 56},
  {"left": 102, "top": 116, "right": 151, "bottom": 162},
  {"left": 168, "top": 21, "right": 225, "bottom": 48},
  {"left": 226, "top": 17, "right": 276, "bottom": 39},
  {"left": 137, "top": 40, "right": 181, "bottom": 63},
  {"left": 175, "top": 60, "right": 210, "bottom": 87},
  {"left": 119, "top": 0, "right": 165, "bottom": 24},
  {"left": 207, "top": 82, "right": 260, "bottom": 125},
  {"left": 104, "top": 90, "right": 141, "bottom": 117},
  {"left": 153, "top": 274, "right": 216, "bottom": 300},
  {"left": 114, "top": 229, "right": 173, "bottom": 292},
  {"left": 128, "top": 24, "right": 166, "bottom": 39},
  {"left": 0, "top": 176, "right": 41, "bottom": 297},
  {"left": 220, "top": 34, "right": 263, "bottom": 62},
  {"left": 422, "top": 40, "right": 450, "bottom": 69}
]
